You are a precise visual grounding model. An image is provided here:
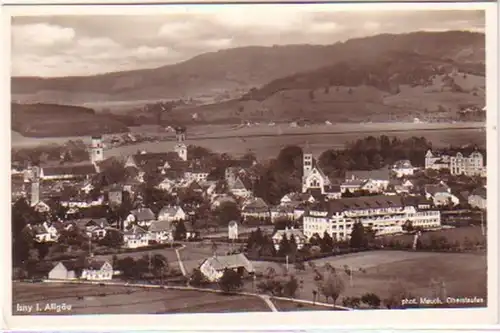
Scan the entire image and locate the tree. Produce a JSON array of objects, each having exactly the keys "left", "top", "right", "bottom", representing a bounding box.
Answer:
[
  {"left": 151, "top": 253, "right": 169, "bottom": 278},
  {"left": 349, "top": 221, "right": 367, "bottom": 249},
  {"left": 320, "top": 231, "right": 334, "bottom": 253},
  {"left": 174, "top": 220, "right": 187, "bottom": 241},
  {"left": 218, "top": 268, "right": 243, "bottom": 292},
  {"left": 99, "top": 229, "right": 124, "bottom": 247},
  {"left": 214, "top": 202, "right": 241, "bottom": 226},
  {"left": 283, "top": 275, "right": 300, "bottom": 298},
  {"left": 190, "top": 268, "right": 208, "bottom": 286},
  {"left": 402, "top": 220, "right": 414, "bottom": 233},
  {"left": 361, "top": 292, "right": 381, "bottom": 308},
  {"left": 277, "top": 236, "right": 290, "bottom": 257},
  {"left": 317, "top": 272, "right": 345, "bottom": 305},
  {"left": 384, "top": 280, "right": 413, "bottom": 309}
]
